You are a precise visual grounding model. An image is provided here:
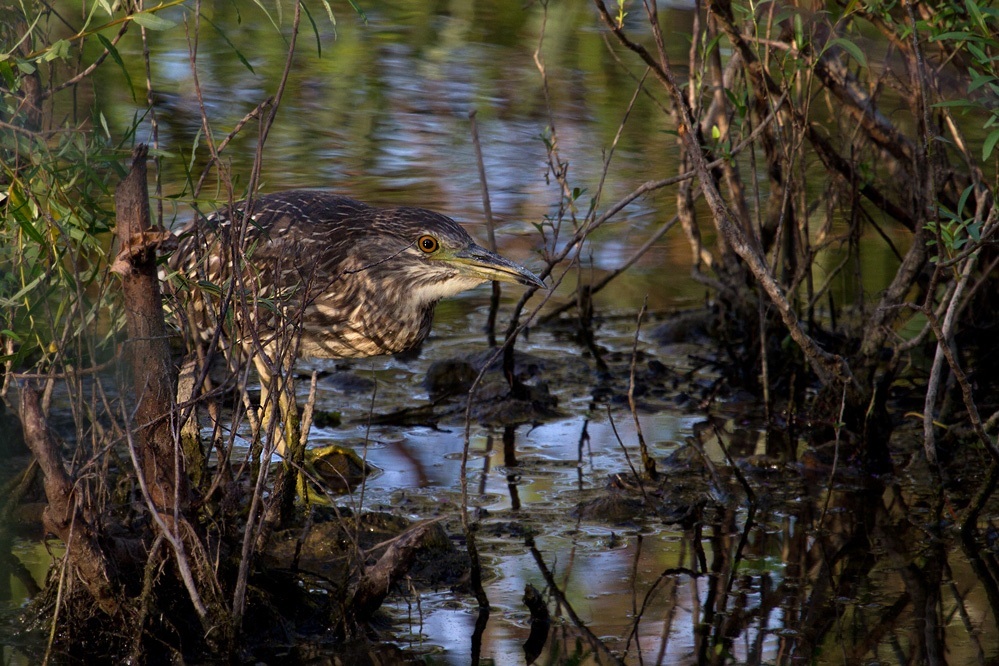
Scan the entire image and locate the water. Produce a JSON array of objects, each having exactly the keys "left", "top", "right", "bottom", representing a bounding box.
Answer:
[{"left": 4, "top": 1, "right": 996, "bottom": 663}]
